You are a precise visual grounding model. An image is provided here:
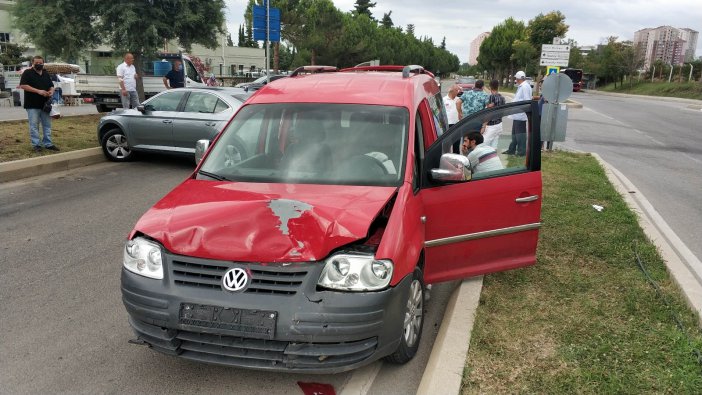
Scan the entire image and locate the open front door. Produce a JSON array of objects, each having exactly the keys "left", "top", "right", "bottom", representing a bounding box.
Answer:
[{"left": 420, "top": 101, "right": 543, "bottom": 284}]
